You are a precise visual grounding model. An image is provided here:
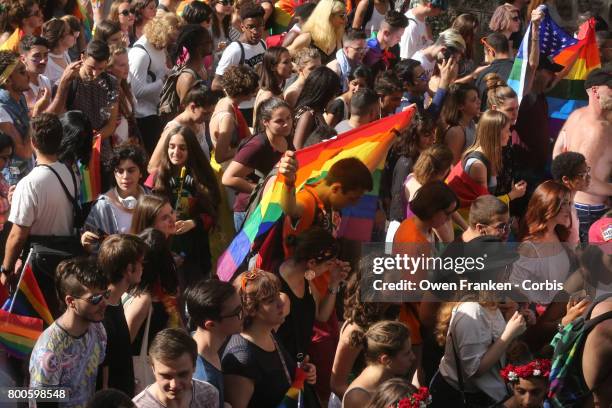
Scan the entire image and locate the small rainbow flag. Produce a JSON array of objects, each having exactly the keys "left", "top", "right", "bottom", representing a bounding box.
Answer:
[
  {"left": 79, "top": 134, "right": 102, "bottom": 204},
  {"left": 0, "top": 309, "right": 43, "bottom": 359},
  {"left": 2, "top": 251, "right": 53, "bottom": 326},
  {"left": 277, "top": 366, "right": 306, "bottom": 408},
  {"left": 216, "top": 108, "right": 415, "bottom": 281}
]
